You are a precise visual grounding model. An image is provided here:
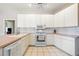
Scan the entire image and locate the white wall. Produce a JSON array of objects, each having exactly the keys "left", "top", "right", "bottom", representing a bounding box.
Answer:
[
  {"left": 0, "top": 9, "right": 17, "bottom": 36},
  {"left": 0, "top": 14, "right": 4, "bottom": 36}
]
